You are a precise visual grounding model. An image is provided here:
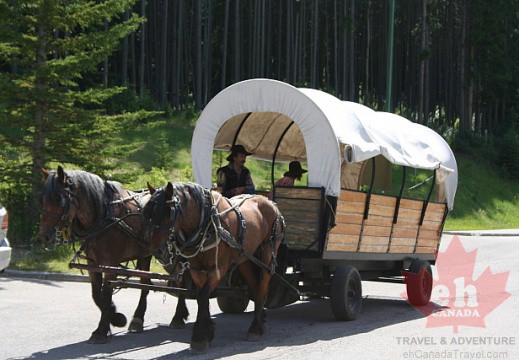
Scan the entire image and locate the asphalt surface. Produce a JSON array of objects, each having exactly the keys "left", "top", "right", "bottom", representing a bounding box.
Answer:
[{"left": 1, "top": 232, "right": 518, "bottom": 360}]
